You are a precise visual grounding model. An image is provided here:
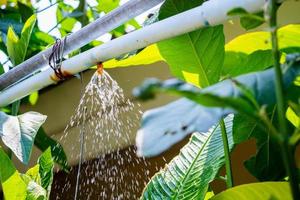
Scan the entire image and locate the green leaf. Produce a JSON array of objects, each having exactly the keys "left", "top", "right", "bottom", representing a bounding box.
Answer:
[
  {"left": 232, "top": 114, "right": 255, "bottom": 144},
  {"left": 233, "top": 113, "right": 286, "bottom": 181},
  {"left": 38, "top": 148, "right": 54, "bottom": 194},
  {"left": 222, "top": 50, "right": 273, "bottom": 77},
  {"left": 17, "top": 1, "right": 34, "bottom": 23},
  {"left": 157, "top": 0, "right": 225, "bottom": 87},
  {"left": 103, "top": 44, "right": 163, "bottom": 68},
  {"left": 227, "top": 7, "right": 249, "bottom": 16},
  {"left": 287, "top": 107, "right": 300, "bottom": 128},
  {"left": 223, "top": 25, "right": 300, "bottom": 77},
  {"left": 29, "top": 92, "right": 39, "bottom": 106},
  {"left": 97, "top": 0, "right": 120, "bottom": 13},
  {"left": 99, "top": 25, "right": 299, "bottom": 75},
  {"left": 227, "top": 8, "right": 264, "bottom": 30},
  {"left": 23, "top": 148, "right": 54, "bottom": 199},
  {"left": 0, "top": 63, "right": 4, "bottom": 75},
  {"left": 204, "top": 191, "right": 214, "bottom": 200},
  {"left": 33, "top": 32, "right": 55, "bottom": 45},
  {"left": 134, "top": 54, "right": 300, "bottom": 156},
  {"left": 211, "top": 182, "right": 292, "bottom": 200},
  {"left": 141, "top": 115, "right": 234, "bottom": 200},
  {"left": 6, "top": 15, "right": 36, "bottom": 66},
  {"left": 56, "top": 8, "right": 77, "bottom": 34},
  {"left": 0, "top": 111, "right": 47, "bottom": 164},
  {"left": 225, "top": 24, "right": 300, "bottom": 54},
  {"left": 26, "top": 181, "right": 47, "bottom": 200},
  {"left": 240, "top": 12, "right": 264, "bottom": 30},
  {"left": 25, "top": 165, "right": 41, "bottom": 185},
  {"left": 0, "top": 147, "right": 27, "bottom": 200},
  {"left": 34, "top": 128, "right": 69, "bottom": 171}
]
